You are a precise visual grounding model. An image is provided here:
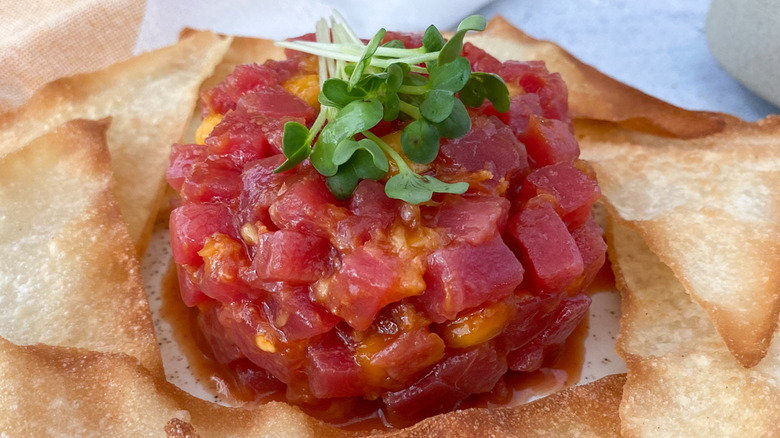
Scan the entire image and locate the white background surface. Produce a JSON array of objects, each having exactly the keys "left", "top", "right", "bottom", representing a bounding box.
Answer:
[{"left": 138, "top": 0, "right": 775, "bottom": 407}]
